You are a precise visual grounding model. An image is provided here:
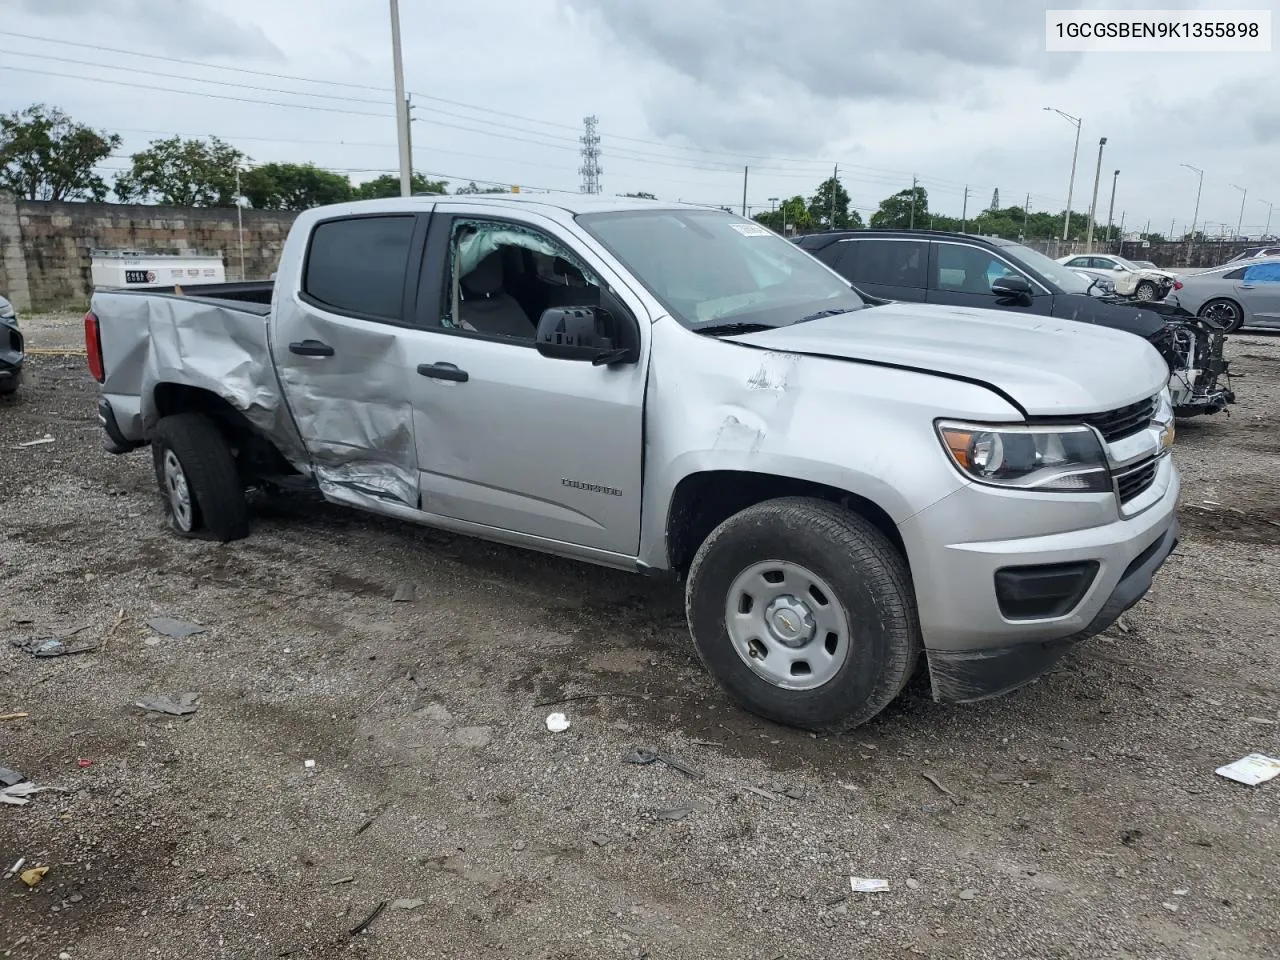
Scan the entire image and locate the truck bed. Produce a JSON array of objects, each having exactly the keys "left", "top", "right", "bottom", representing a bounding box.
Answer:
[{"left": 91, "top": 284, "right": 307, "bottom": 468}]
